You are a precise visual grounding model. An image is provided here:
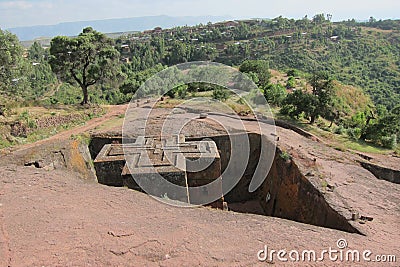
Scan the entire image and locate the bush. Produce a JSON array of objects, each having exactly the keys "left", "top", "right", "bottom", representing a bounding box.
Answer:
[
  {"left": 286, "top": 76, "right": 296, "bottom": 89},
  {"left": 176, "top": 85, "right": 188, "bottom": 99},
  {"left": 380, "top": 134, "right": 397, "bottom": 149},
  {"left": 287, "top": 69, "right": 300, "bottom": 77},
  {"left": 212, "top": 87, "right": 229, "bottom": 101},
  {"left": 164, "top": 89, "right": 176, "bottom": 99},
  {"left": 280, "top": 151, "right": 292, "bottom": 161},
  {"left": 264, "top": 83, "right": 287, "bottom": 106},
  {"left": 334, "top": 125, "right": 346, "bottom": 135},
  {"left": 18, "top": 110, "right": 37, "bottom": 129},
  {"left": 347, "top": 127, "right": 362, "bottom": 140}
]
